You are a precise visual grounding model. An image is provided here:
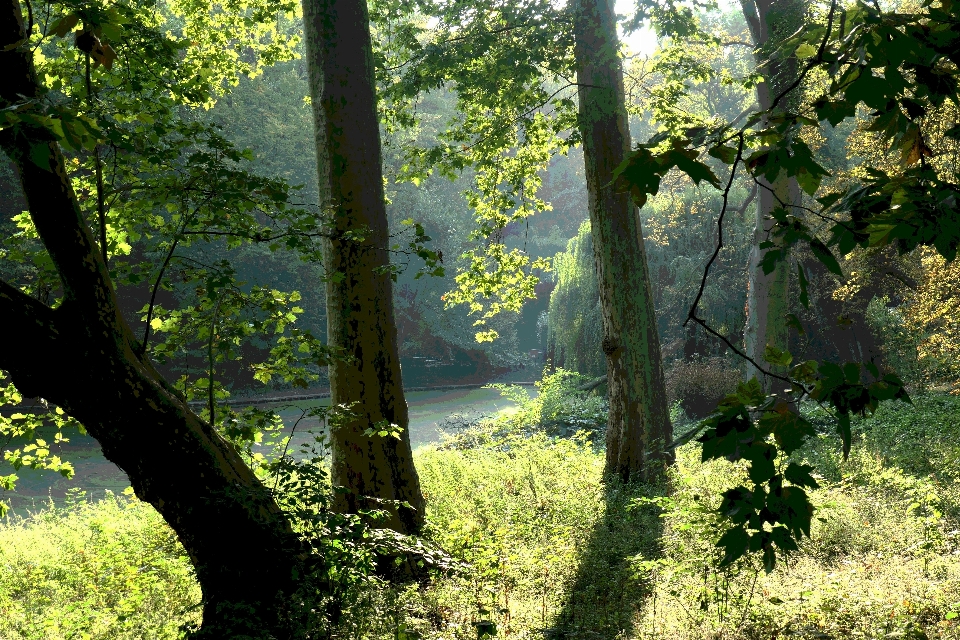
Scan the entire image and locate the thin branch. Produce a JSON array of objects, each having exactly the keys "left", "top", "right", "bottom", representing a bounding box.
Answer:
[
  {"left": 684, "top": 132, "right": 793, "bottom": 386},
  {"left": 84, "top": 54, "right": 108, "bottom": 266},
  {"left": 689, "top": 315, "right": 793, "bottom": 385},
  {"left": 733, "top": 182, "right": 758, "bottom": 217},
  {"left": 381, "top": 22, "right": 535, "bottom": 72},
  {"left": 207, "top": 295, "right": 223, "bottom": 428},
  {"left": 686, "top": 132, "right": 745, "bottom": 326}
]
